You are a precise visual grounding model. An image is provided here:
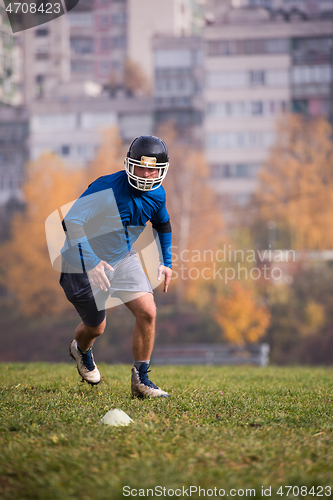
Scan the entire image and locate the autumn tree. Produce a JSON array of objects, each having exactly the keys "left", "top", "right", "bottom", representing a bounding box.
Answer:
[
  {"left": 263, "top": 263, "right": 333, "bottom": 364},
  {"left": 0, "top": 153, "right": 83, "bottom": 317},
  {"left": 255, "top": 115, "right": 333, "bottom": 250},
  {"left": 157, "top": 124, "right": 224, "bottom": 299},
  {"left": 214, "top": 282, "right": 270, "bottom": 345},
  {"left": 106, "top": 59, "right": 151, "bottom": 97},
  {"left": 156, "top": 124, "right": 270, "bottom": 344},
  {"left": 185, "top": 229, "right": 271, "bottom": 345},
  {"left": 123, "top": 59, "right": 151, "bottom": 97}
]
